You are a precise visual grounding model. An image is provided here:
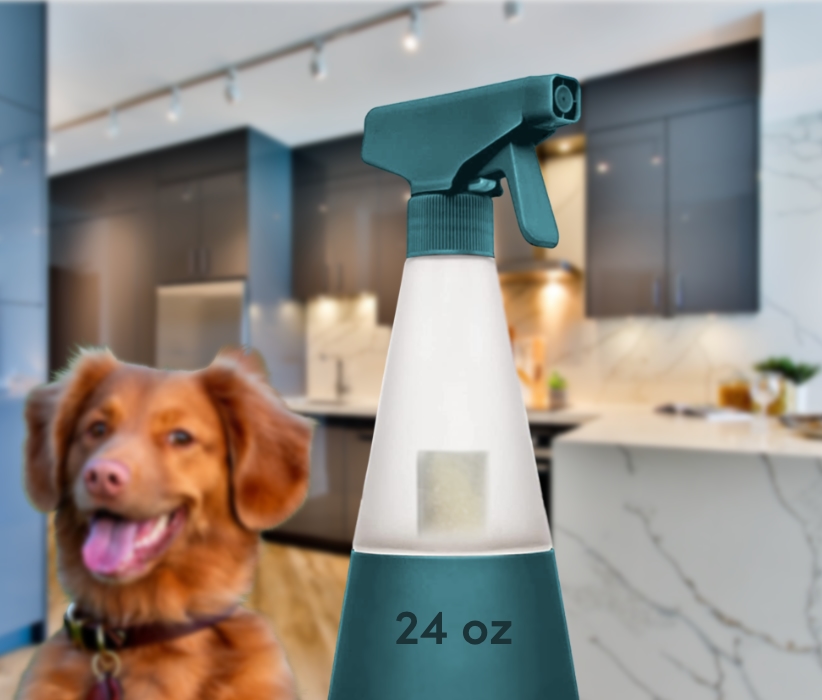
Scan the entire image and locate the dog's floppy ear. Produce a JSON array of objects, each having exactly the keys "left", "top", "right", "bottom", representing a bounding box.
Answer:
[
  {"left": 201, "top": 349, "right": 312, "bottom": 531},
  {"left": 24, "top": 349, "right": 119, "bottom": 512}
]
